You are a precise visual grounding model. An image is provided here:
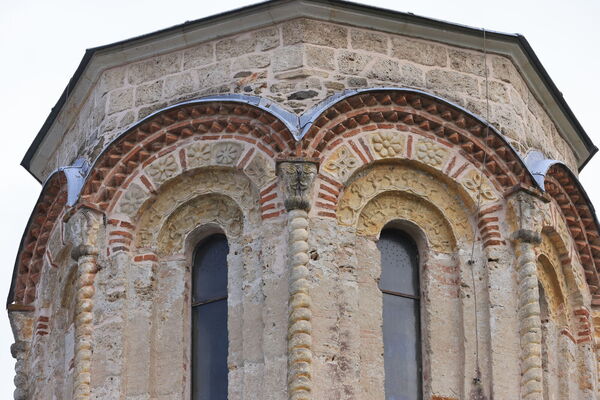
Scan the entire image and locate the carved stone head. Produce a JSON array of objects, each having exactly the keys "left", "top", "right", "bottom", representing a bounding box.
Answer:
[{"left": 277, "top": 161, "right": 318, "bottom": 211}]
